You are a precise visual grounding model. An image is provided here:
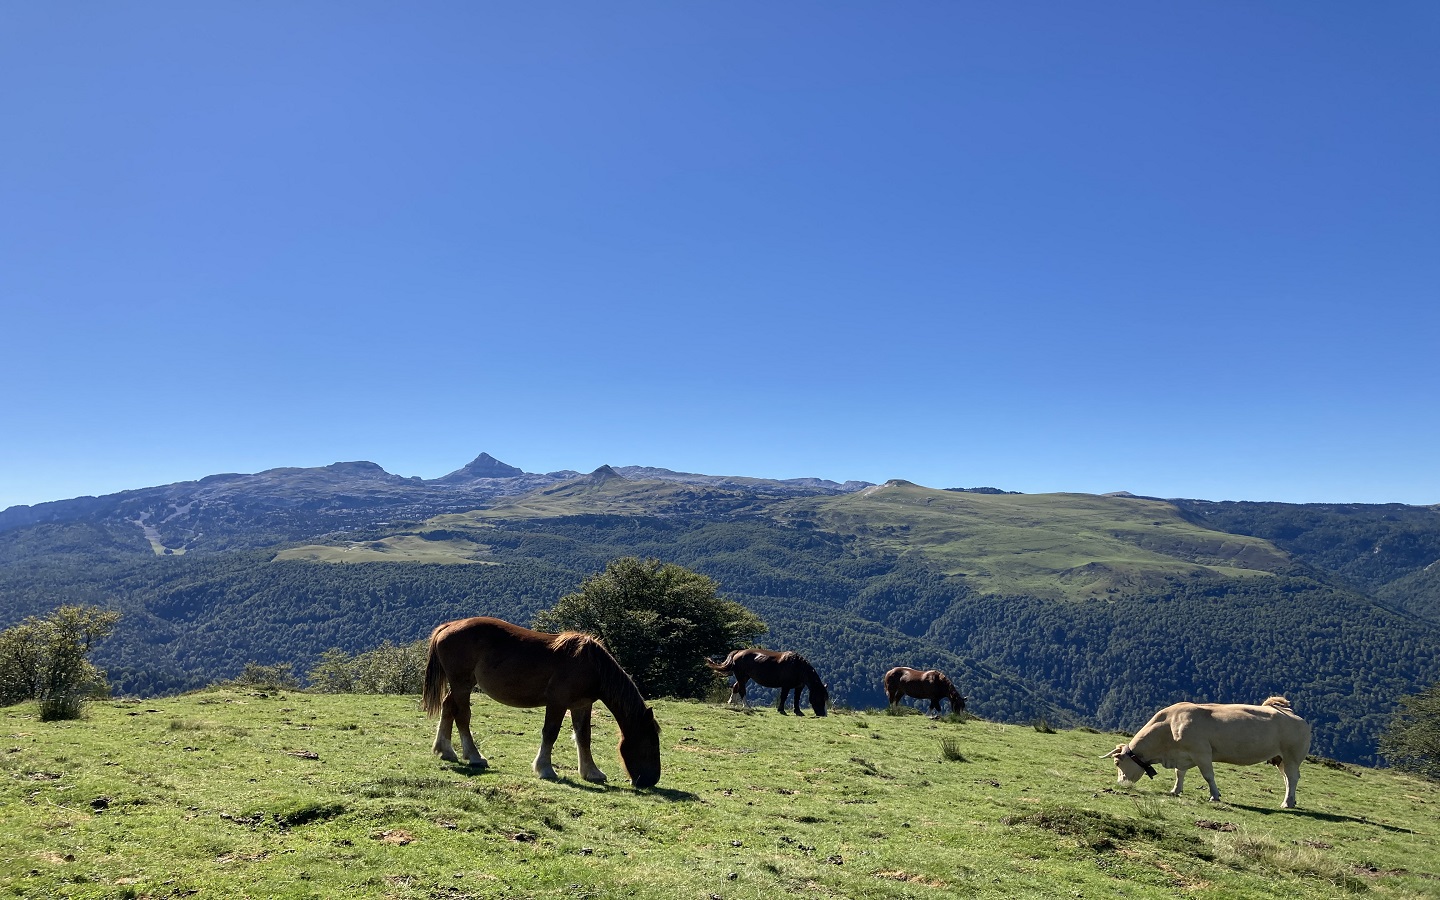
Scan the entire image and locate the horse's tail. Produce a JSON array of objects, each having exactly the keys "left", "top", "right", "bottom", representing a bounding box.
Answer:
[
  {"left": 420, "top": 626, "right": 448, "bottom": 717},
  {"left": 705, "top": 651, "right": 736, "bottom": 674},
  {"left": 1262, "top": 696, "right": 1291, "bottom": 709}
]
